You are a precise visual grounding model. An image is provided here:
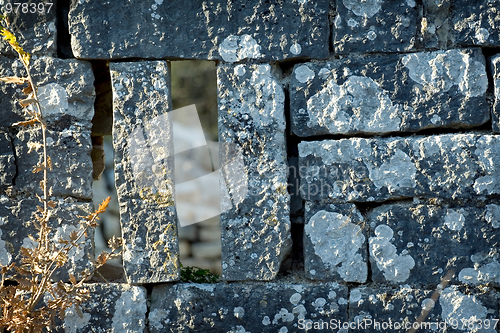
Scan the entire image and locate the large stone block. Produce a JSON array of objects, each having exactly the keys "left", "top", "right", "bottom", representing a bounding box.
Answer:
[
  {"left": 0, "top": 0, "right": 57, "bottom": 58},
  {"left": 69, "top": 0, "right": 329, "bottom": 61},
  {"left": 218, "top": 63, "right": 291, "bottom": 281},
  {"left": 298, "top": 134, "right": 500, "bottom": 203},
  {"left": 0, "top": 197, "right": 94, "bottom": 282},
  {"left": 303, "top": 202, "right": 367, "bottom": 283},
  {"left": 290, "top": 49, "right": 489, "bottom": 137},
  {"left": 149, "top": 282, "right": 348, "bottom": 333},
  {"left": 452, "top": 0, "right": 500, "bottom": 47},
  {"left": 368, "top": 203, "right": 500, "bottom": 286},
  {"left": 111, "top": 61, "right": 180, "bottom": 283},
  {"left": 491, "top": 54, "right": 500, "bottom": 133},
  {"left": 55, "top": 284, "right": 147, "bottom": 333},
  {"left": 333, "top": 0, "right": 418, "bottom": 54}
]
